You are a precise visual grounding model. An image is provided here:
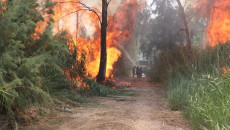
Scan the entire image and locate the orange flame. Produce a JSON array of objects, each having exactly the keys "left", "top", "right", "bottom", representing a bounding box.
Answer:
[
  {"left": 52, "top": 0, "right": 141, "bottom": 78},
  {"left": 197, "top": 0, "right": 230, "bottom": 47},
  {"left": 0, "top": 0, "right": 7, "bottom": 14},
  {"left": 221, "top": 66, "right": 230, "bottom": 75}
]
